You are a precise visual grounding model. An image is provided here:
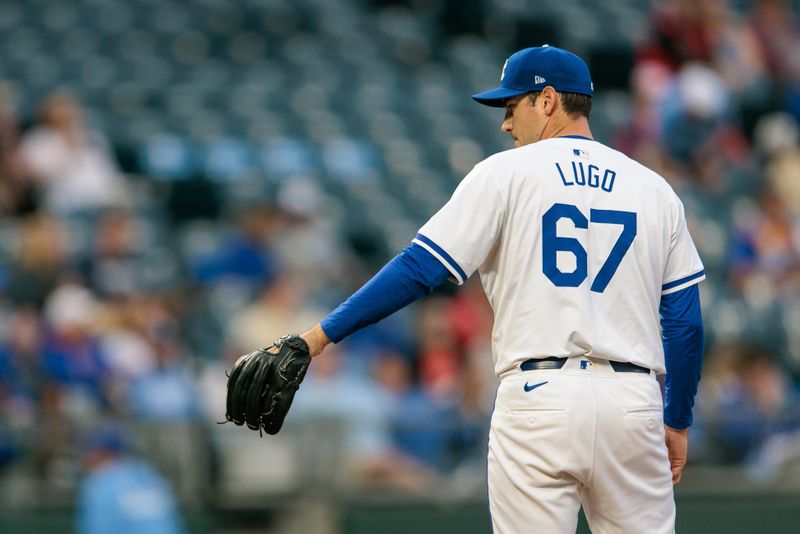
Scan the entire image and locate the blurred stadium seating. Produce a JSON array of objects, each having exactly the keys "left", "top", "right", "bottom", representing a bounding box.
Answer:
[{"left": 1, "top": 0, "right": 800, "bottom": 532}]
